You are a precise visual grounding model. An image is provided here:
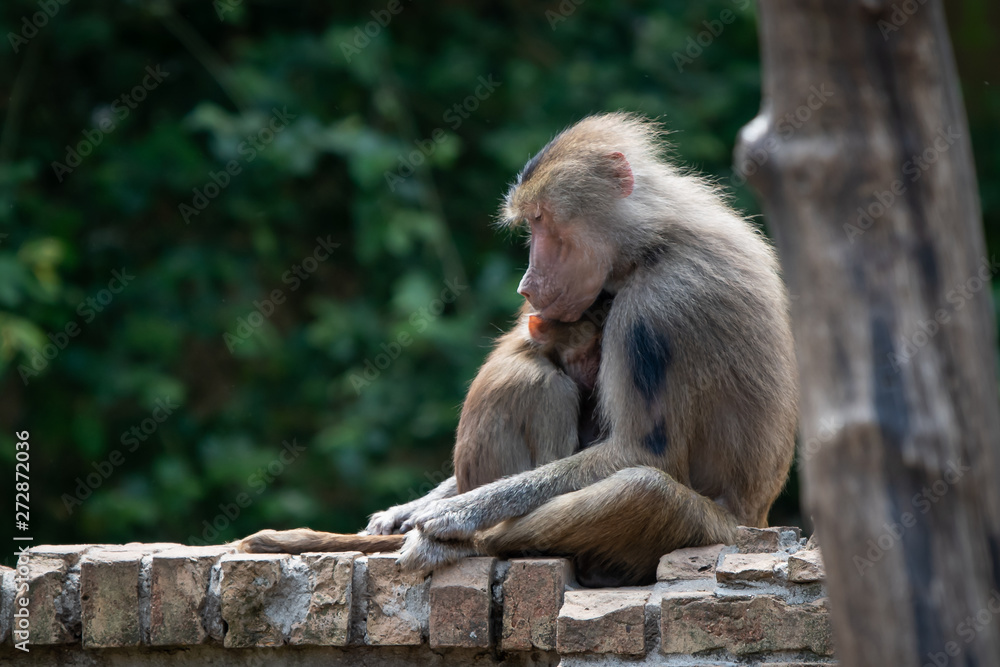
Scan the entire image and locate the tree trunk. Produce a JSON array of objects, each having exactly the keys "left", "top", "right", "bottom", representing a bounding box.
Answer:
[{"left": 736, "top": 1, "right": 1000, "bottom": 665}]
